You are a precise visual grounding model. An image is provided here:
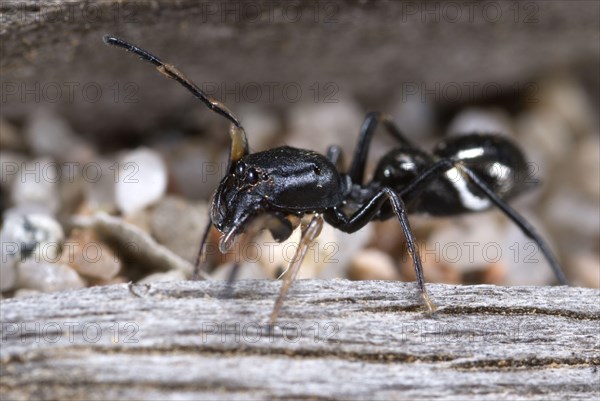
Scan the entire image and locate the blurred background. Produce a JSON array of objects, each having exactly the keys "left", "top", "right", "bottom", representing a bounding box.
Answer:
[{"left": 1, "top": 0, "right": 598, "bottom": 297}]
